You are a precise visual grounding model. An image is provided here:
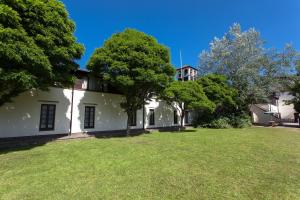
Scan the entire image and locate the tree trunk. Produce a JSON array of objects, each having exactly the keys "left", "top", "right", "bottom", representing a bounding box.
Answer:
[
  {"left": 126, "top": 111, "right": 131, "bottom": 136},
  {"left": 180, "top": 111, "right": 185, "bottom": 130}
]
